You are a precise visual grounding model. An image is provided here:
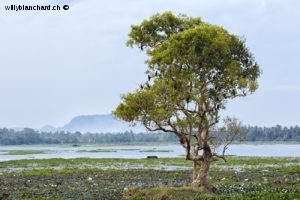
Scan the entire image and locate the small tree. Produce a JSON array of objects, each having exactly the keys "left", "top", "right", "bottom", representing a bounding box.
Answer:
[
  {"left": 210, "top": 116, "right": 247, "bottom": 161},
  {"left": 113, "top": 12, "right": 261, "bottom": 189}
]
